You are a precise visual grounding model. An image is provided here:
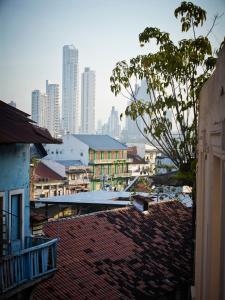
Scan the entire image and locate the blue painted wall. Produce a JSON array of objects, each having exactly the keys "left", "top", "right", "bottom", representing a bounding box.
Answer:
[{"left": 0, "top": 143, "right": 31, "bottom": 250}]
